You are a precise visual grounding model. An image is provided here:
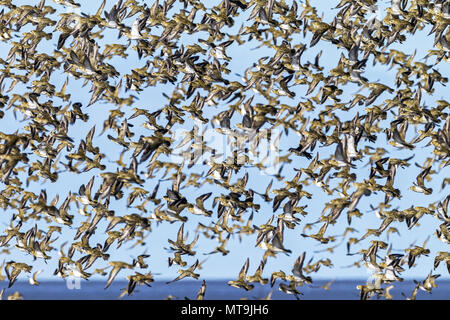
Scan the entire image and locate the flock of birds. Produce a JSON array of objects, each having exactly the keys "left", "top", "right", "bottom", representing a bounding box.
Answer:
[{"left": 0, "top": 0, "right": 448, "bottom": 300}]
